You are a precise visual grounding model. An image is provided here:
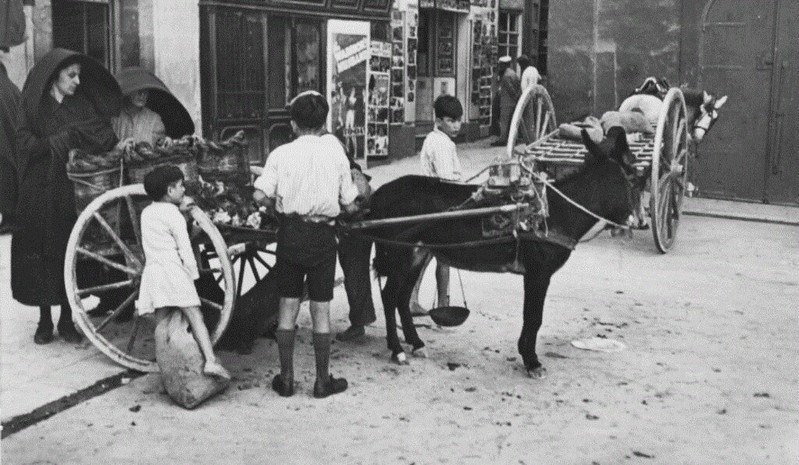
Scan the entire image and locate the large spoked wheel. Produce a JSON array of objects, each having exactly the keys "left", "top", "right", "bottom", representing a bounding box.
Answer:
[
  {"left": 650, "top": 88, "right": 689, "bottom": 253},
  {"left": 64, "top": 184, "right": 236, "bottom": 372},
  {"left": 507, "top": 84, "right": 557, "bottom": 158}
]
